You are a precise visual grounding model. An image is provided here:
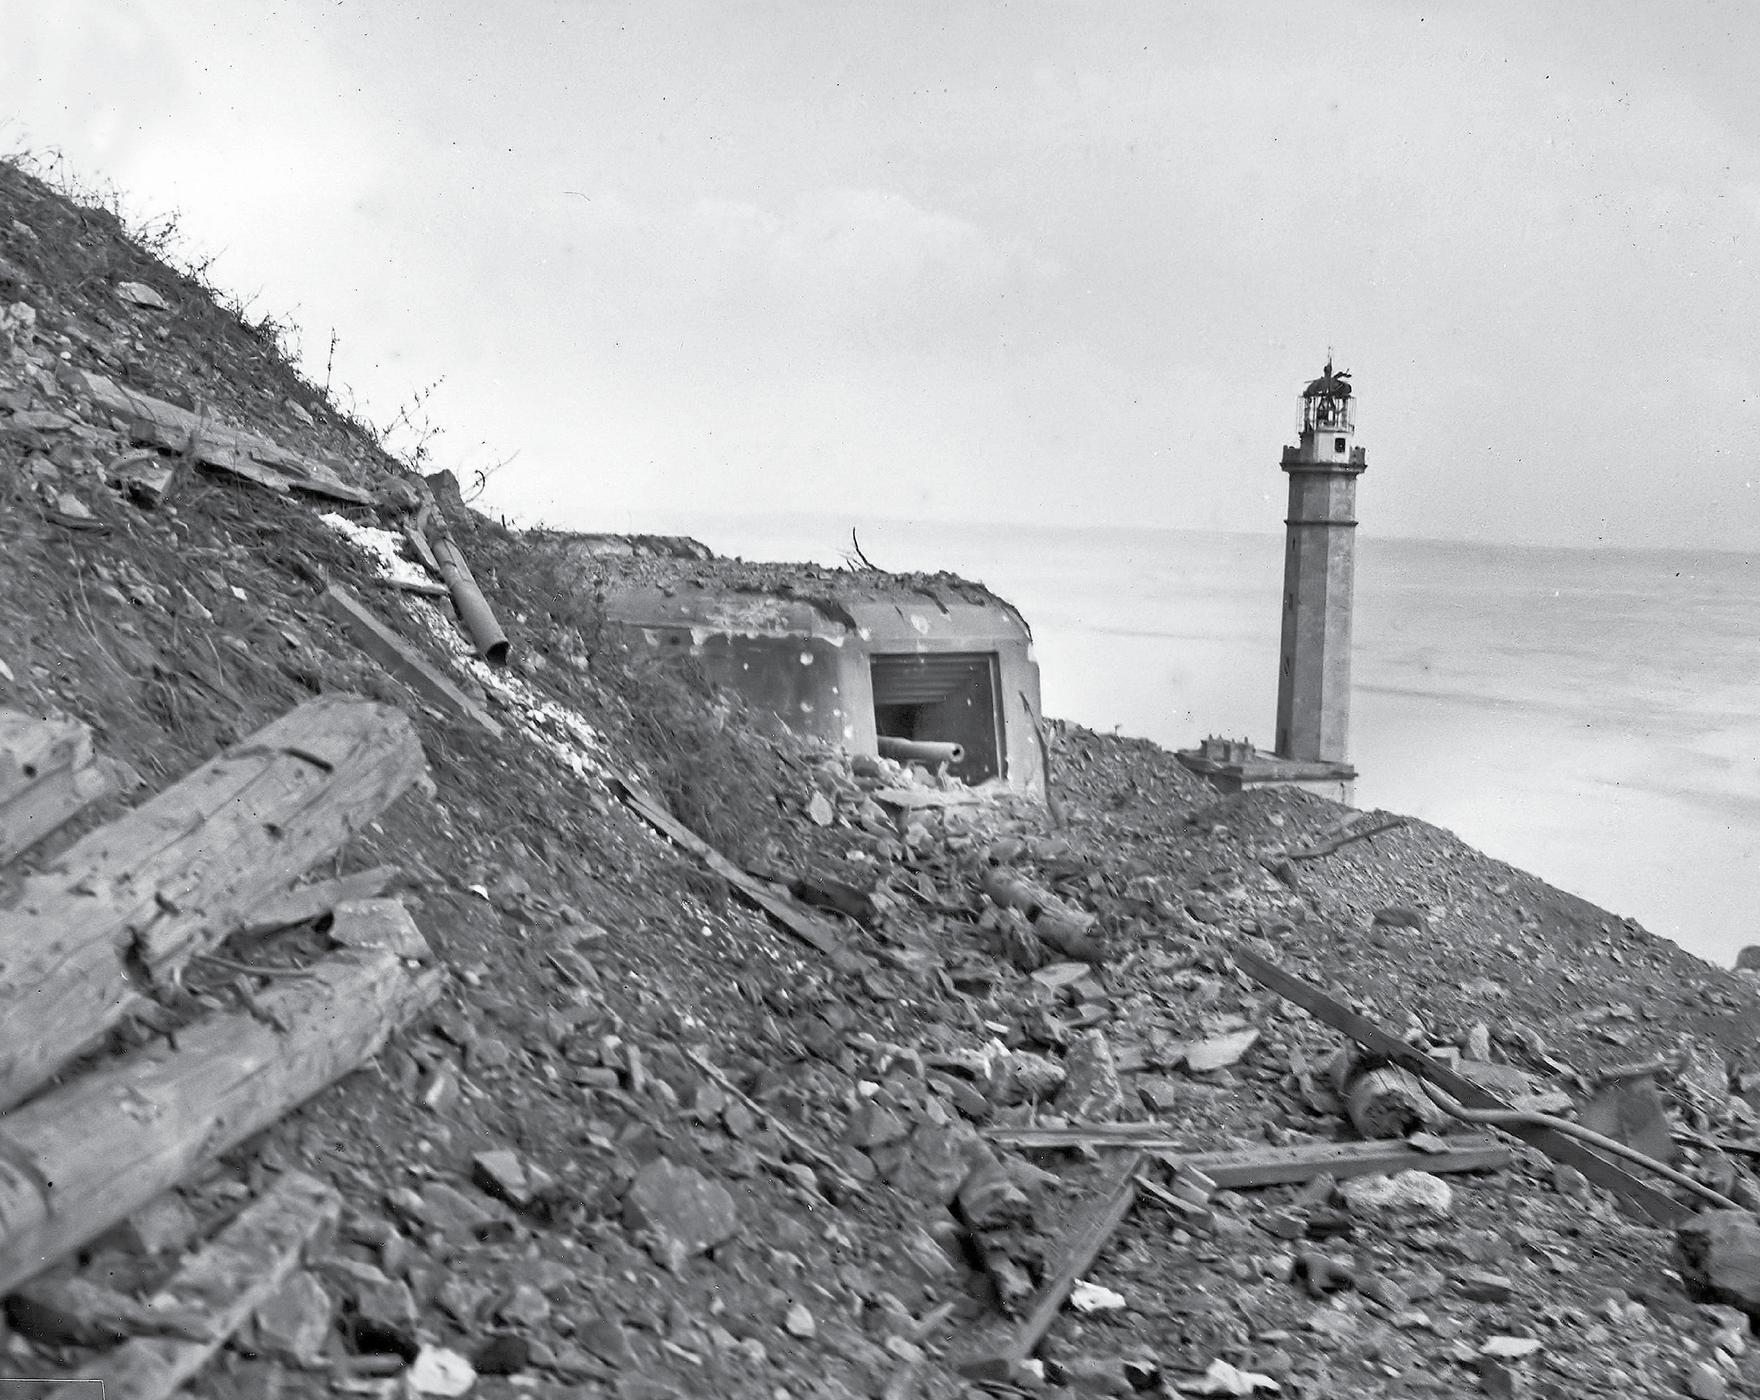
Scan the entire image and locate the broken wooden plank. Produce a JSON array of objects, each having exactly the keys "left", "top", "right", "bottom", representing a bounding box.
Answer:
[
  {"left": 6, "top": 1274, "right": 207, "bottom": 1349},
  {"left": 614, "top": 776, "right": 840, "bottom": 954},
  {"left": 327, "top": 897, "right": 432, "bottom": 960},
  {"left": 0, "top": 943, "right": 436, "bottom": 1295},
  {"left": 247, "top": 442, "right": 375, "bottom": 504},
  {"left": 986, "top": 1124, "right": 1510, "bottom": 1183},
  {"left": 60, "top": 367, "right": 372, "bottom": 504},
  {"left": 682, "top": 1048, "right": 861, "bottom": 1195},
  {"left": 872, "top": 786, "right": 984, "bottom": 810},
  {"left": 385, "top": 575, "right": 451, "bottom": 599},
  {"left": 40, "top": 1171, "right": 341, "bottom": 1399},
  {"left": 0, "top": 709, "right": 111, "bottom": 864},
  {"left": 324, "top": 582, "right": 505, "bottom": 738},
  {"left": 0, "top": 698, "right": 426, "bottom": 1112},
  {"left": 233, "top": 864, "right": 398, "bottom": 938},
  {"left": 963, "top": 1150, "right": 1146, "bottom": 1374},
  {"left": 1233, "top": 945, "right": 1691, "bottom": 1224},
  {"left": 1182, "top": 1136, "right": 1508, "bottom": 1188},
  {"left": 1285, "top": 815, "right": 1406, "bottom": 862}
]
